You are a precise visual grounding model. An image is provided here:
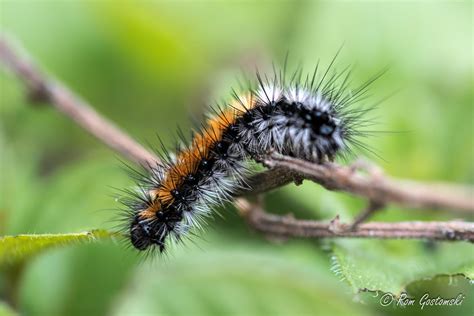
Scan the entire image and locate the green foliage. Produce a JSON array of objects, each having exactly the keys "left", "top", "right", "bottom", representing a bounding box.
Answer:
[
  {"left": 112, "top": 247, "right": 371, "bottom": 316},
  {"left": 0, "top": 1, "right": 472, "bottom": 315},
  {"left": 0, "top": 302, "right": 17, "bottom": 316},
  {"left": 0, "top": 230, "right": 113, "bottom": 268},
  {"left": 331, "top": 240, "right": 474, "bottom": 295}
]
